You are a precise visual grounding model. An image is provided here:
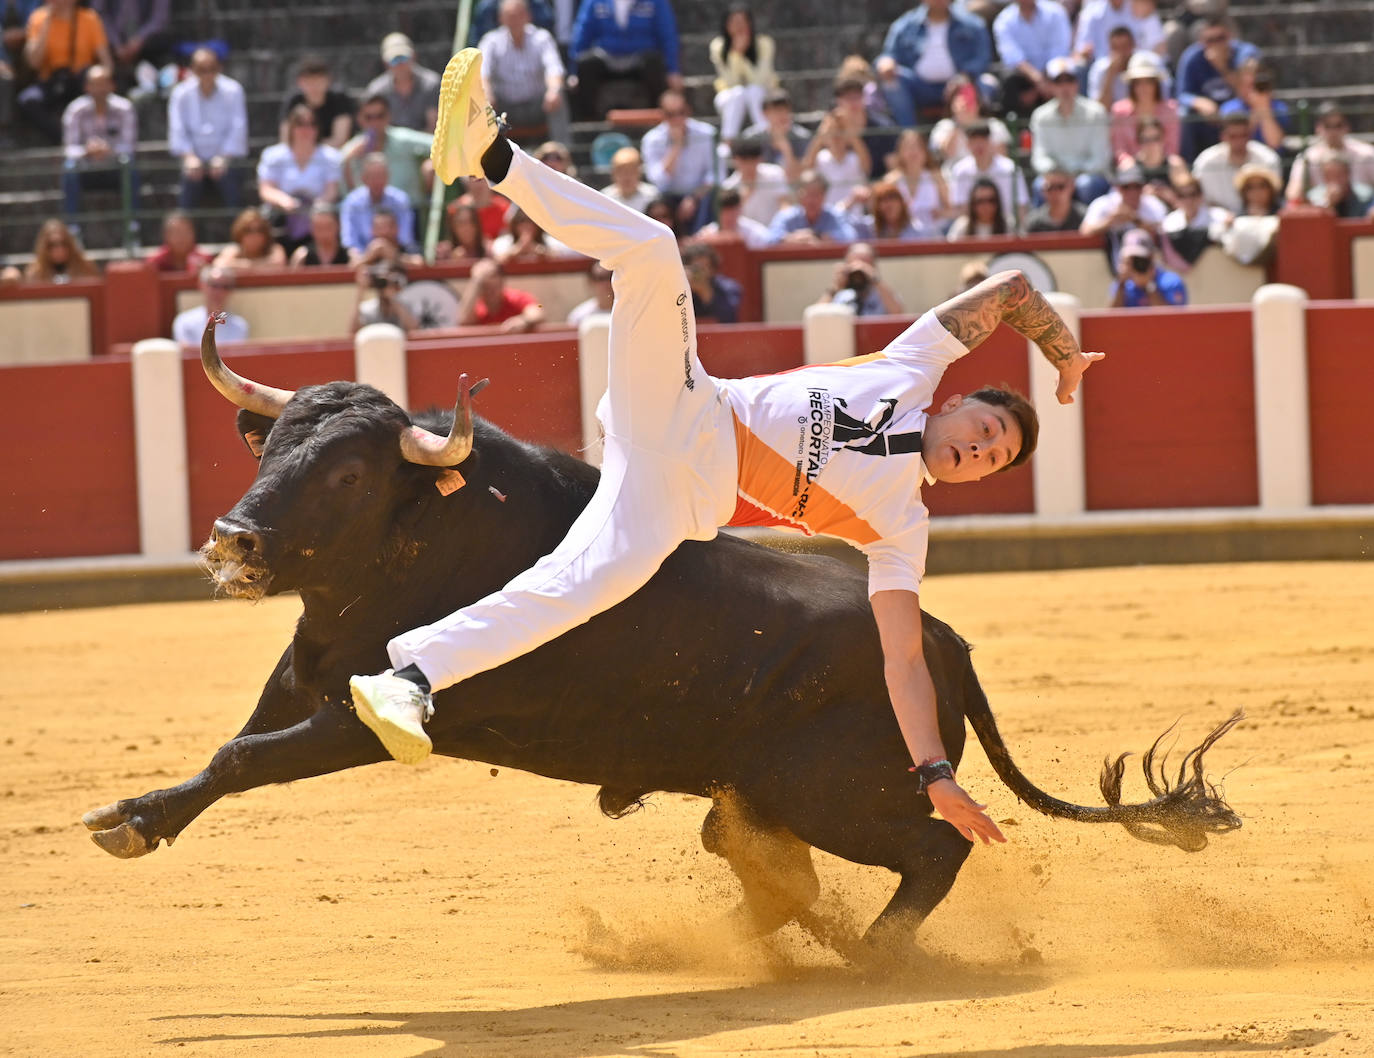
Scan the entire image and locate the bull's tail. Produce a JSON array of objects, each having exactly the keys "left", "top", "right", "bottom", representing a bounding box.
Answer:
[{"left": 955, "top": 643, "right": 1243, "bottom": 852}]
